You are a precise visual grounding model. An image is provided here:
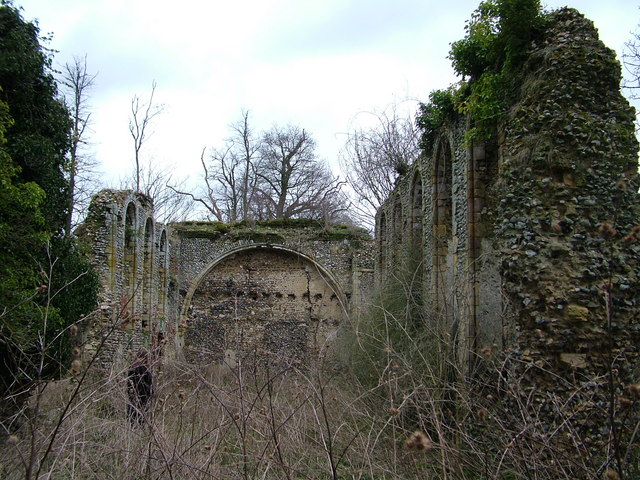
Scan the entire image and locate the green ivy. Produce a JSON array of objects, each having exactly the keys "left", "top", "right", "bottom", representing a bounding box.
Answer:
[
  {"left": 419, "top": 0, "right": 547, "bottom": 146},
  {"left": 416, "top": 87, "right": 458, "bottom": 152}
]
